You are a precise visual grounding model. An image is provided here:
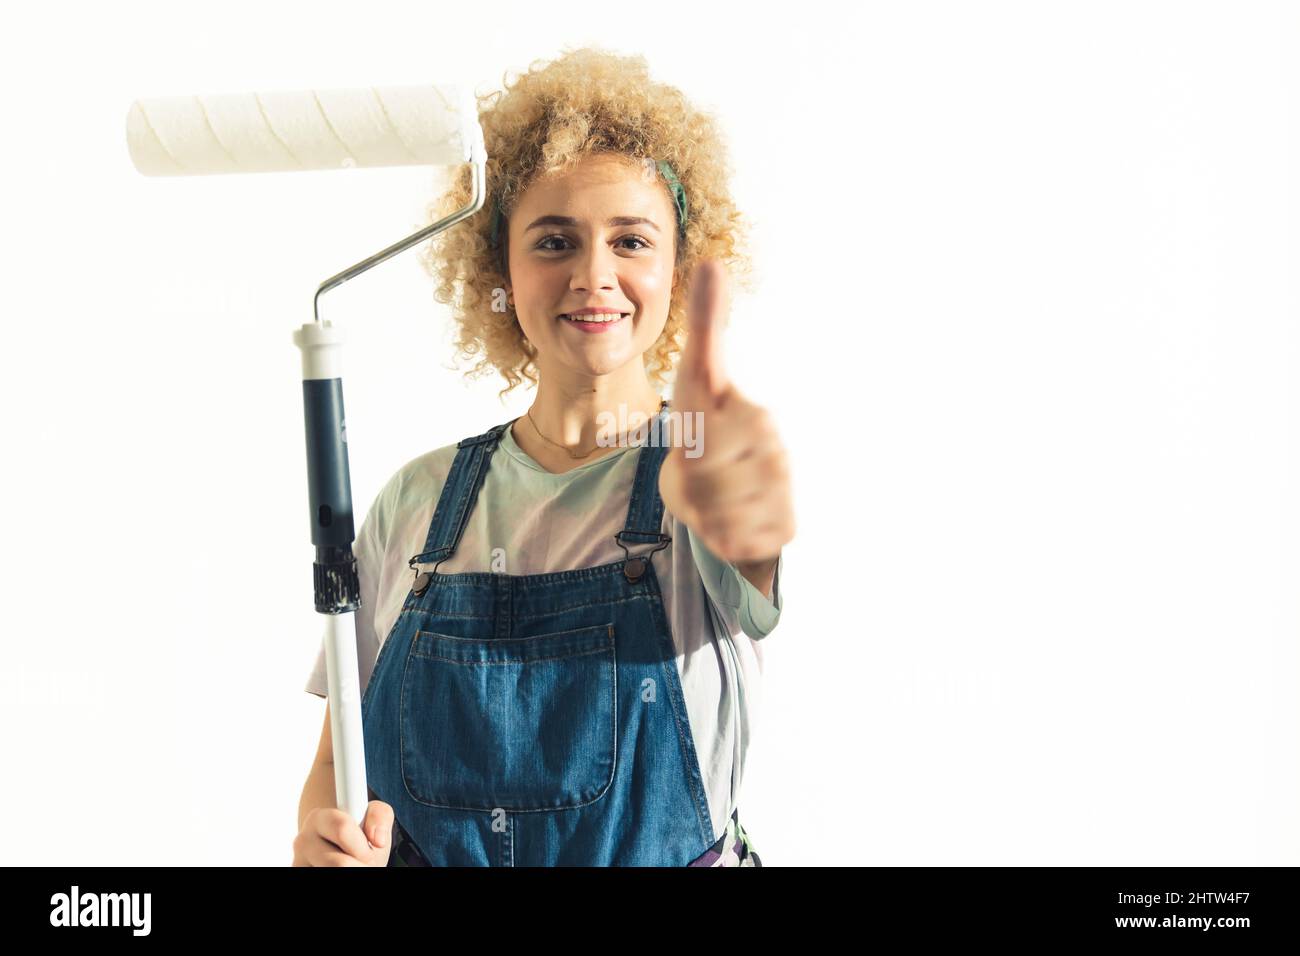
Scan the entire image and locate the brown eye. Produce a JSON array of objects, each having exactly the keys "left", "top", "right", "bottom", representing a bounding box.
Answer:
[{"left": 535, "top": 235, "right": 651, "bottom": 252}]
